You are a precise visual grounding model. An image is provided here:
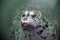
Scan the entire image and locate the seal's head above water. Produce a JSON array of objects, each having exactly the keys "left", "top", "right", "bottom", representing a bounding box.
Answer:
[{"left": 21, "top": 10, "right": 42, "bottom": 27}]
